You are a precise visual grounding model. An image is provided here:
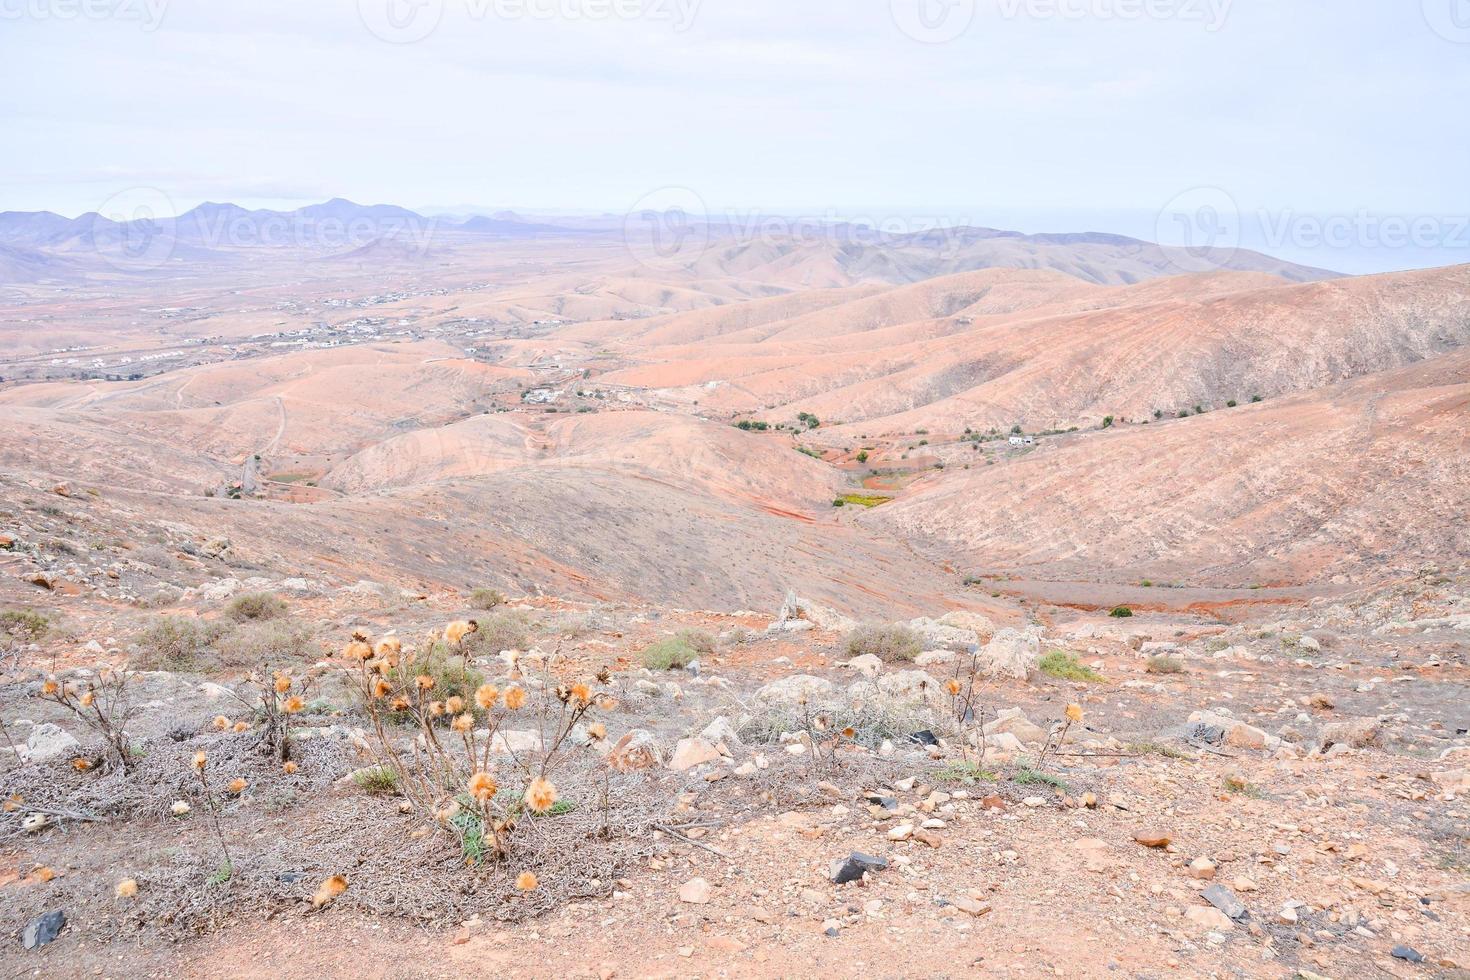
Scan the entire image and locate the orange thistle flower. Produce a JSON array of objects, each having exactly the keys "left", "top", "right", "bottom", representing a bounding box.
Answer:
[
  {"left": 474, "top": 684, "right": 499, "bottom": 709},
  {"left": 115, "top": 878, "right": 138, "bottom": 898},
  {"left": 1065, "top": 703, "right": 1084, "bottom": 723},
  {"left": 282, "top": 761, "right": 299, "bottom": 775},
  {"left": 212, "top": 715, "right": 230, "bottom": 731},
  {"left": 428, "top": 700, "right": 445, "bottom": 717},
  {"left": 390, "top": 697, "right": 410, "bottom": 712},
  {"left": 72, "top": 758, "right": 91, "bottom": 772},
  {"left": 79, "top": 690, "right": 95, "bottom": 707},
  {"left": 283, "top": 695, "right": 305, "bottom": 714},
  {"left": 945, "top": 678, "right": 962, "bottom": 696},
  {"left": 41, "top": 679, "right": 58, "bottom": 696},
  {"left": 232, "top": 721, "right": 250, "bottom": 733},
  {"left": 451, "top": 712, "right": 475, "bottom": 733},
  {"left": 515, "top": 871, "right": 538, "bottom": 891},
  {"left": 273, "top": 675, "right": 292, "bottom": 694},
  {"left": 445, "top": 695, "right": 464, "bottom": 715},
  {"left": 569, "top": 682, "right": 591, "bottom": 705},
  {"left": 415, "top": 674, "right": 435, "bottom": 691},
  {"left": 467, "top": 771, "right": 498, "bottom": 801},
  {"left": 504, "top": 686, "right": 526, "bottom": 710},
  {"left": 311, "top": 874, "right": 348, "bottom": 908},
  {"left": 344, "top": 640, "right": 372, "bottom": 661},
  {"left": 372, "top": 678, "right": 392, "bottom": 698},
  {"left": 374, "top": 637, "right": 401, "bottom": 657},
  {"left": 192, "top": 751, "right": 208, "bottom": 771},
  {"left": 32, "top": 866, "right": 55, "bottom": 883},
  {"left": 586, "top": 722, "right": 606, "bottom": 741},
  {"left": 227, "top": 778, "right": 248, "bottom": 794},
  {"left": 525, "top": 777, "right": 558, "bottom": 813}
]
